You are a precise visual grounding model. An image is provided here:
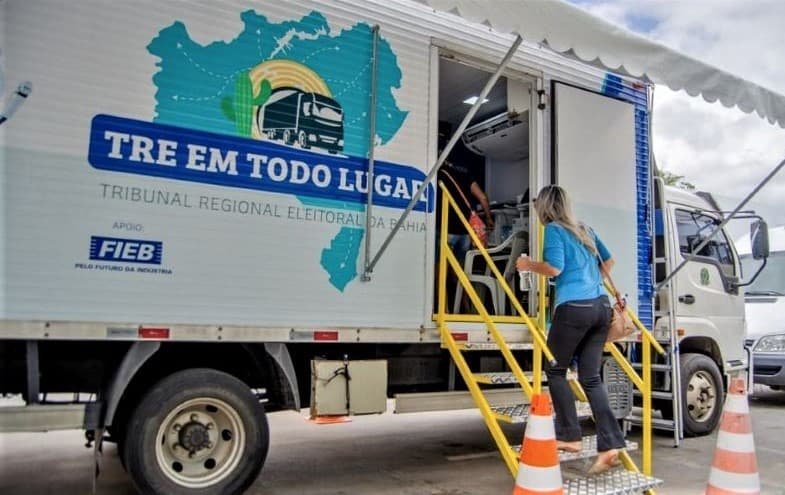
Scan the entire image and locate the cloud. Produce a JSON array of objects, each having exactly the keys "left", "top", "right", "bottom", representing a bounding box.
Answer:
[{"left": 570, "top": 0, "right": 785, "bottom": 231}]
